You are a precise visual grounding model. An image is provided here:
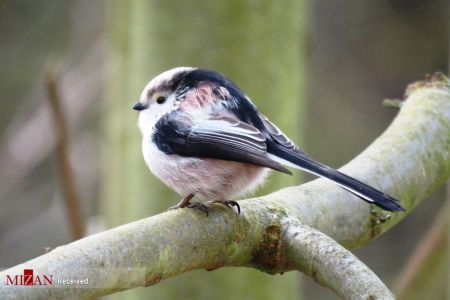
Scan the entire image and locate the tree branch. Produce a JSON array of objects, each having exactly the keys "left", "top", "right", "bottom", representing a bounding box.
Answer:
[
  {"left": 45, "top": 67, "right": 85, "bottom": 240},
  {"left": 281, "top": 218, "right": 394, "bottom": 300},
  {"left": 0, "top": 74, "right": 448, "bottom": 299}
]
